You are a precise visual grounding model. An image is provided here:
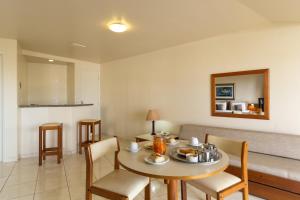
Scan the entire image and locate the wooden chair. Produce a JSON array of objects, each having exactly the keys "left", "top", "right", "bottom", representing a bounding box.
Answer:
[
  {"left": 85, "top": 137, "right": 151, "bottom": 200},
  {"left": 181, "top": 134, "right": 248, "bottom": 200}
]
